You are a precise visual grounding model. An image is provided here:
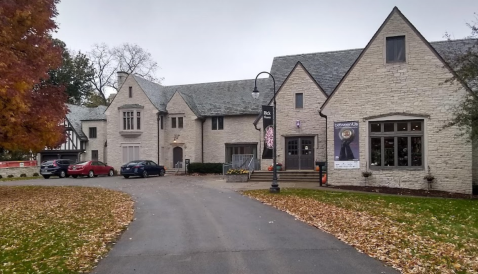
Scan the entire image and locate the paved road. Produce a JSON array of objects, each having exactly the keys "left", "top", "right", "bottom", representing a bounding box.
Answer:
[{"left": 2, "top": 176, "right": 397, "bottom": 274}]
